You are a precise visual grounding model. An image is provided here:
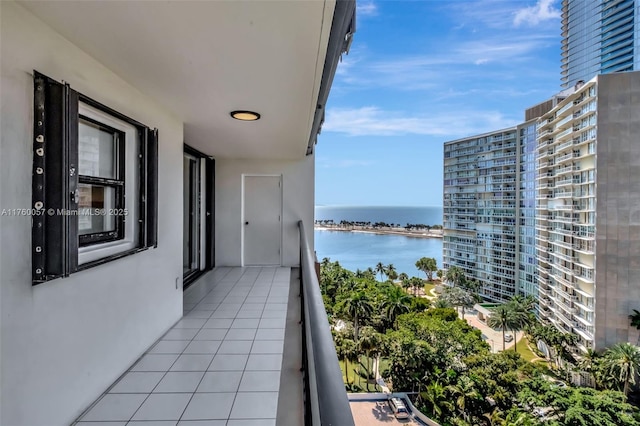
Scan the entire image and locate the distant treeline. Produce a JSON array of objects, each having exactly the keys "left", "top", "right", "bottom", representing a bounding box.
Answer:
[{"left": 314, "top": 219, "right": 443, "bottom": 230}]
